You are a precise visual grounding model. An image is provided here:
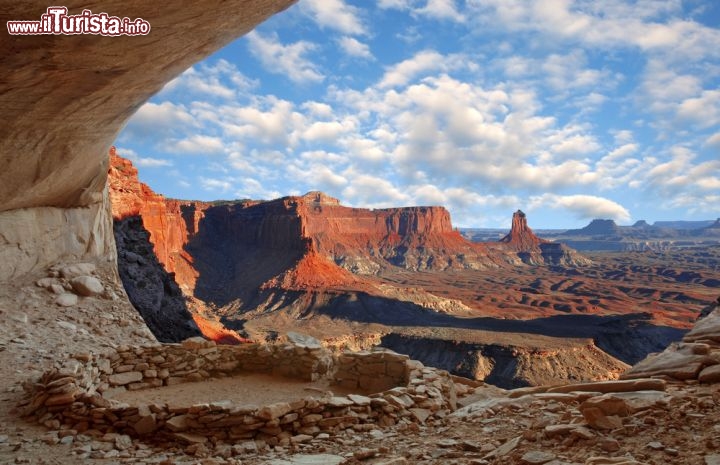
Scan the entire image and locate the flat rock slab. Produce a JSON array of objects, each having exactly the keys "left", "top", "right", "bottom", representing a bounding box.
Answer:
[
  {"left": 686, "top": 312, "right": 720, "bottom": 343},
  {"left": 286, "top": 332, "right": 322, "bottom": 349},
  {"left": 548, "top": 378, "right": 666, "bottom": 394},
  {"left": 520, "top": 450, "right": 557, "bottom": 464},
  {"left": 623, "top": 347, "right": 707, "bottom": 380},
  {"left": 264, "top": 454, "right": 345, "bottom": 465}
]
